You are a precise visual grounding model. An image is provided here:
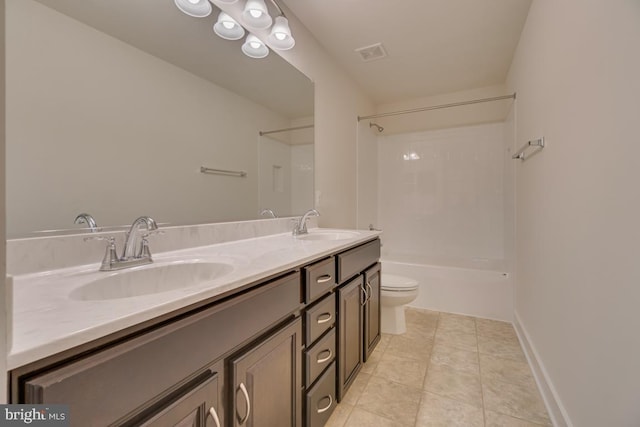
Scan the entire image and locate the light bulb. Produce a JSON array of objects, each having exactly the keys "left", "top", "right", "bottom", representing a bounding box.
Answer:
[
  {"left": 242, "top": 34, "right": 269, "bottom": 59},
  {"left": 174, "top": 0, "right": 212, "bottom": 18},
  {"left": 242, "top": 0, "right": 272, "bottom": 29},
  {"left": 267, "top": 16, "right": 295, "bottom": 50},
  {"left": 213, "top": 12, "right": 245, "bottom": 40}
]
